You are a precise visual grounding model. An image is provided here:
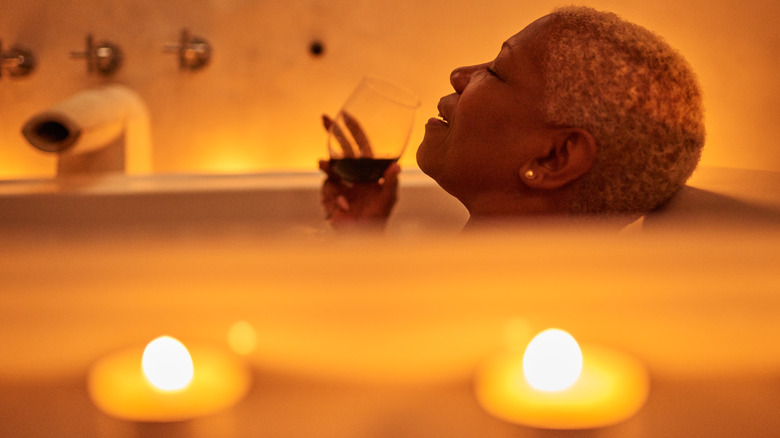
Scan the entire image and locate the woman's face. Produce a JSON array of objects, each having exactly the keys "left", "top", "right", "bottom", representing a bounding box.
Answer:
[{"left": 416, "top": 18, "right": 555, "bottom": 205}]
